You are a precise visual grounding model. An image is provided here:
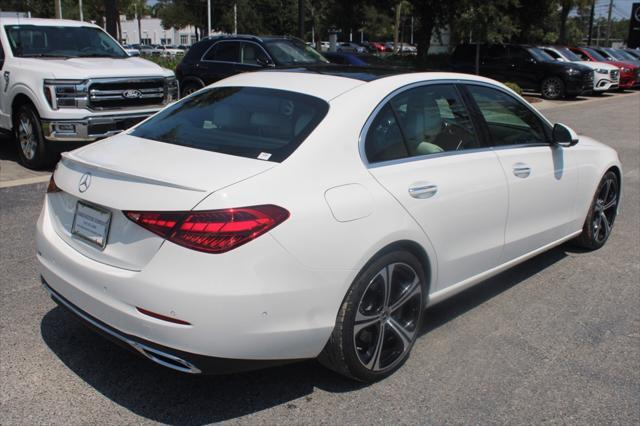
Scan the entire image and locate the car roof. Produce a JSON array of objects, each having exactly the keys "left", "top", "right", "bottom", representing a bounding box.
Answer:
[
  {"left": 0, "top": 17, "right": 99, "bottom": 28},
  {"left": 268, "top": 65, "right": 402, "bottom": 82},
  {"left": 212, "top": 70, "right": 511, "bottom": 102}
]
